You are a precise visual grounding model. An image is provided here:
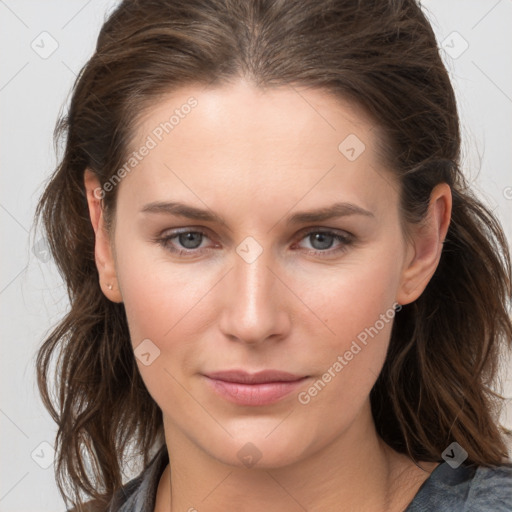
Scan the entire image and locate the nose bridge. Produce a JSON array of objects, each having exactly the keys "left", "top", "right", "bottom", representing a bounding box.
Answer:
[
  {"left": 236, "top": 240, "right": 272, "bottom": 309},
  {"left": 219, "top": 236, "right": 288, "bottom": 343}
]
